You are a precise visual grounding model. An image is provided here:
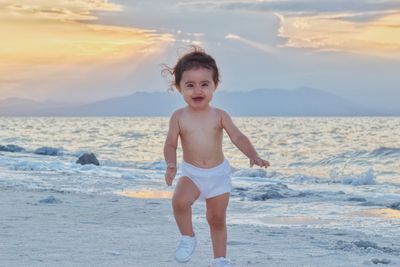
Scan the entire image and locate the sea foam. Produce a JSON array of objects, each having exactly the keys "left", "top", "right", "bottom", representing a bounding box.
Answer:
[{"left": 331, "top": 168, "right": 376, "bottom": 186}]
